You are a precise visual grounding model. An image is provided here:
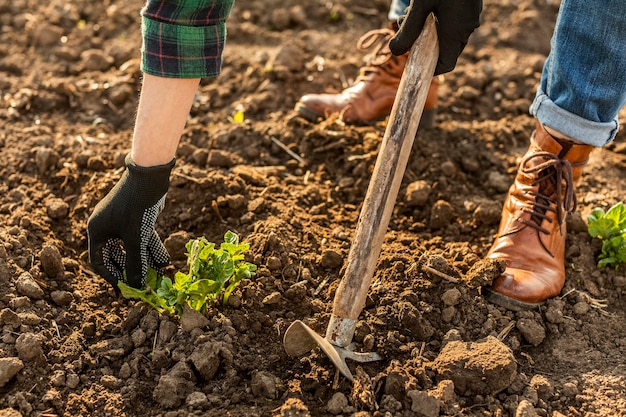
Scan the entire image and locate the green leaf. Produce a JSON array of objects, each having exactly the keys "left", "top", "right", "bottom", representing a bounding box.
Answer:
[
  {"left": 588, "top": 202, "right": 626, "bottom": 270},
  {"left": 605, "top": 202, "right": 626, "bottom": 232},
  {"left": 145, "top": 267, "right": 160, "bottom": 290}
]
